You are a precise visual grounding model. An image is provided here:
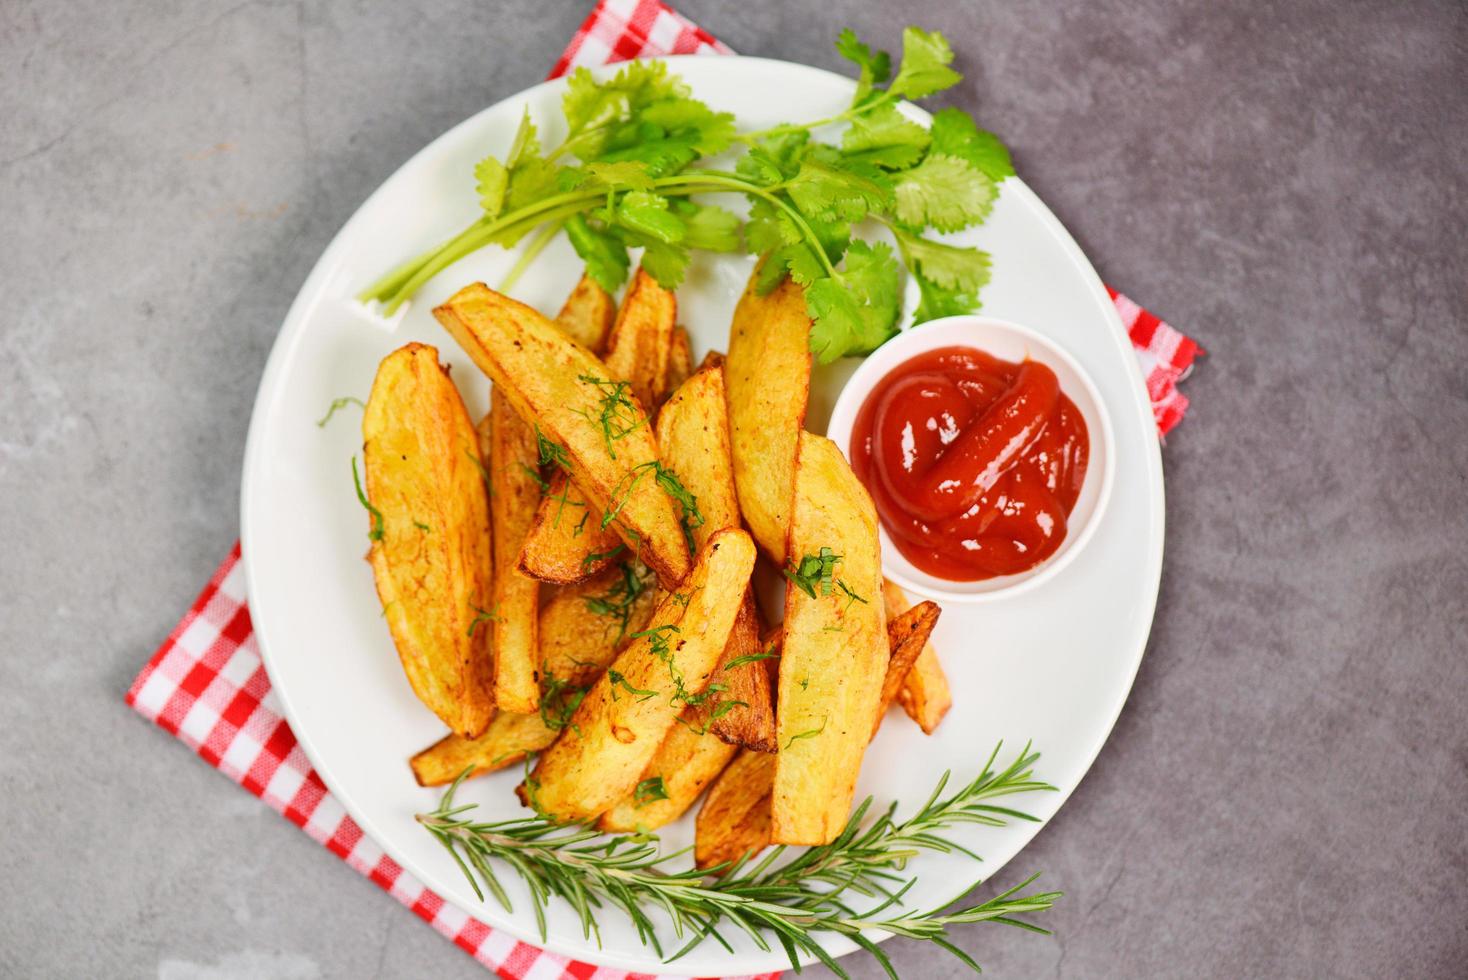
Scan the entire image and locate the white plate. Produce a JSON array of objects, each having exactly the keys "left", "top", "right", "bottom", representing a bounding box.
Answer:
[{"left": 241, "top": 55, "right": 1164, "bottom": 976}]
